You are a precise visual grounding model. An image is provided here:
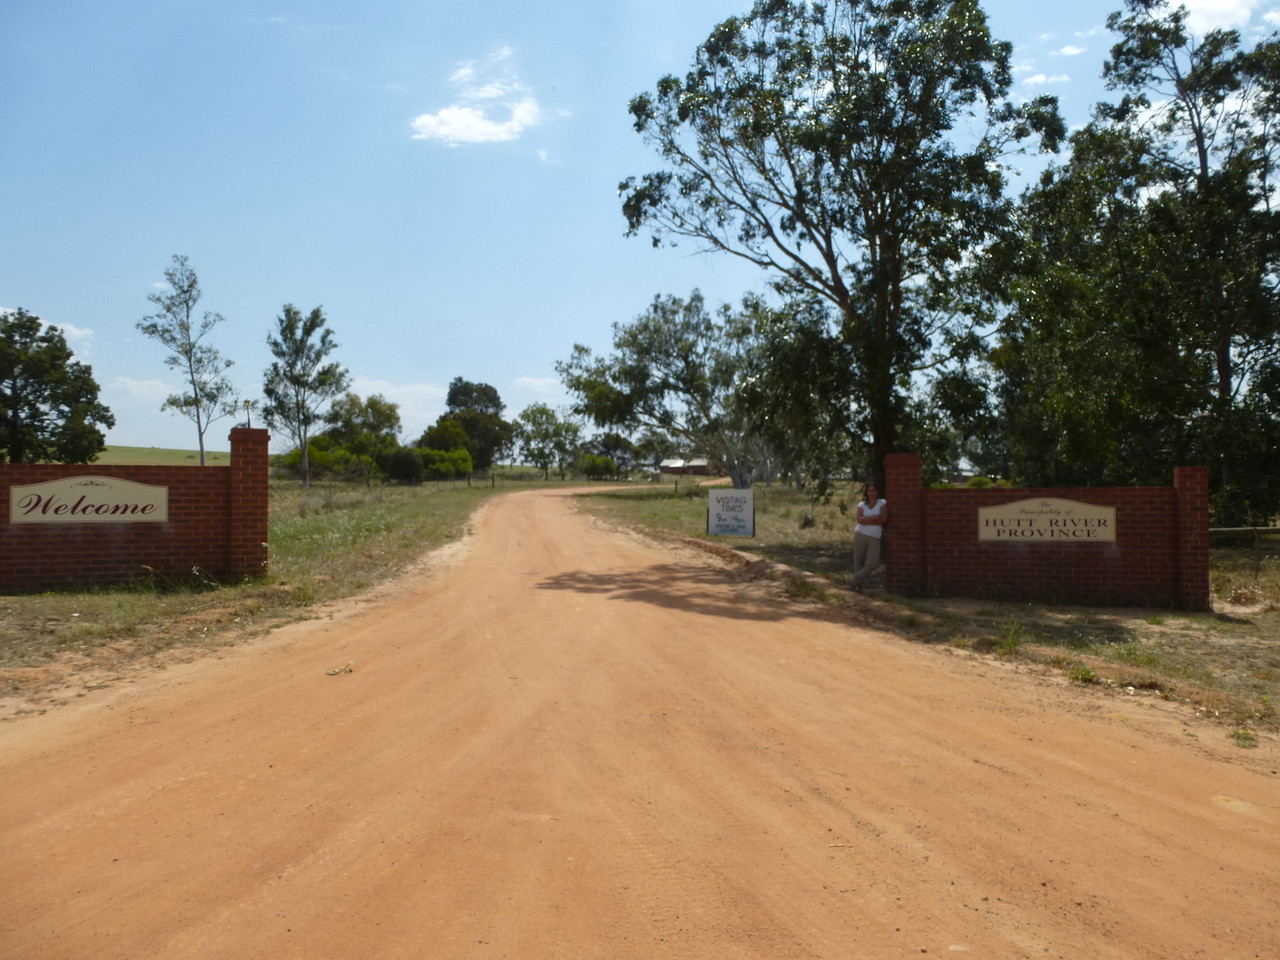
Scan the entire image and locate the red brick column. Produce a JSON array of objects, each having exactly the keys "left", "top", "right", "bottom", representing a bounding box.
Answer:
[
  {"left": 1174, "top": 466, "right": 1210, "bottom": 611},
  {"left": 228, "top": 428, "right": 270, "bottom": 580},
  {"left": 885, "top": 452, "right": 923, "bottom": 597}
]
